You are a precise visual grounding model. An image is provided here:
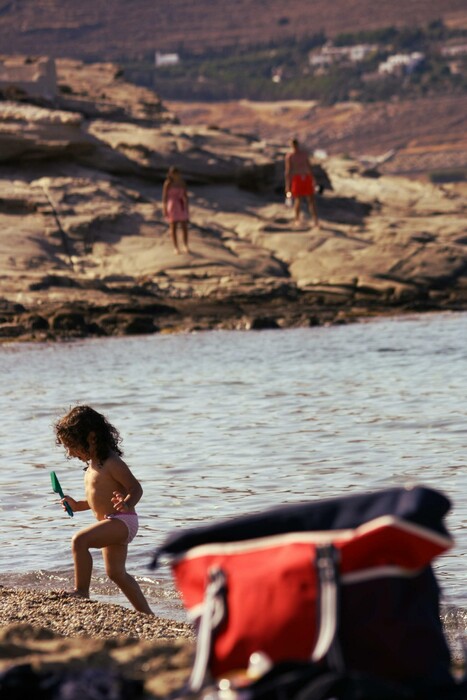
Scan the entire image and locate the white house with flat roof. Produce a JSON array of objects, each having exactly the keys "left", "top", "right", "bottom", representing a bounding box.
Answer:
[
  {"left": 155, "top": 51, "right": 180, "bottom": 68},
  {"left": 309, "top": 43, "right": 377, "bottom": 67},
  {"left": 378, "top": 52, "right": 424, "bottom": 75}
]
